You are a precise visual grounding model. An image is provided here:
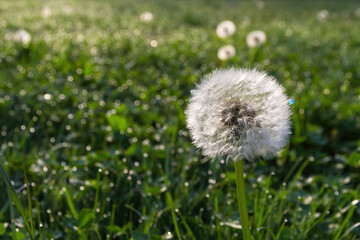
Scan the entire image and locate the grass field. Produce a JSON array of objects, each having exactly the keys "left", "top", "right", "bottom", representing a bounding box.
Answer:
[{"left": 0, "top": 0, "right": 360, "bottom": 239}]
